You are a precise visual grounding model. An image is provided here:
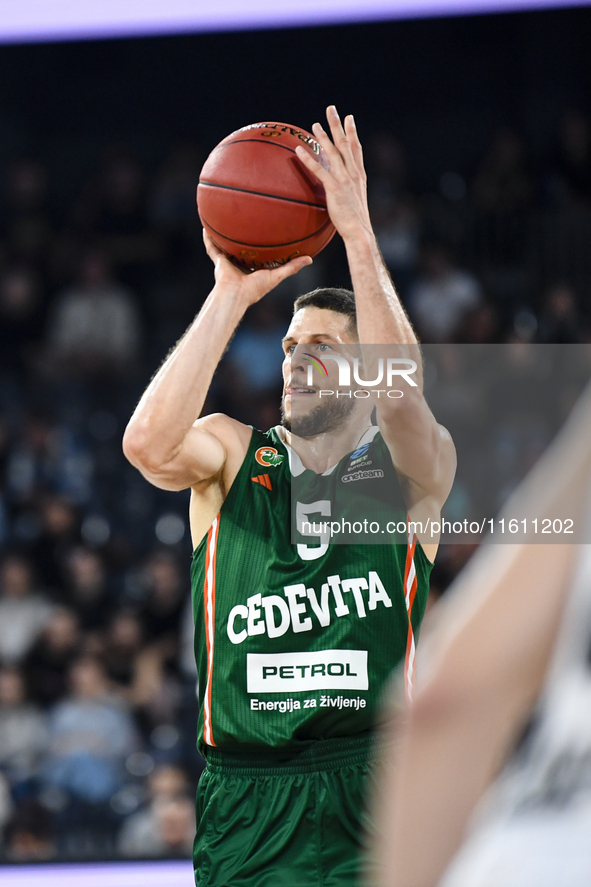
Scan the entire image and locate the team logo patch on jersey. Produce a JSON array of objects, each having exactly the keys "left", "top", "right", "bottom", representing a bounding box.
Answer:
[
  {"left": 350, "top": 444, "right": 370, "bottom": 461},
  {"left": 255, "top": 446, "right": 284, "bottom": 467}
]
